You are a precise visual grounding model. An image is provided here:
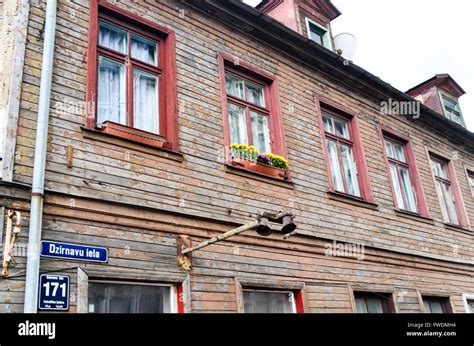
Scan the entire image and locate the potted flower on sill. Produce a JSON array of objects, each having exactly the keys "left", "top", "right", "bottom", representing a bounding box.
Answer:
[{"left": 229, "top": 144, "right": 289, "bottom": 180}]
